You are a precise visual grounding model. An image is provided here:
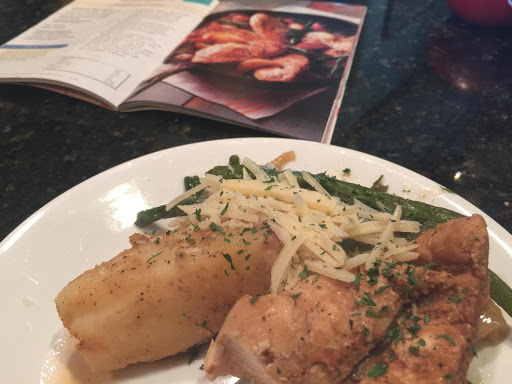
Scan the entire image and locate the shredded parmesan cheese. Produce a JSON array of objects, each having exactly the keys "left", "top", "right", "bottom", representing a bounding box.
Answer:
[
  {"left": 170, "top": 159, "right": 420, "bottom": 291},
  {"left": 281, "top": 169, "right": 300, "bottom": 188},
  {"left": 302, "top": 171, "right": 330, "bottom": 196},
  {"left": 242, "top": 158, "right": 271, "bottom": 181},
  {"left": 305, "top": 260, "right": 355, "bottom": 282},
  {"left": 166, "top": 183, "right": 206, "bottom": 211},
  {"left": 271, "top": 233, "right": 306, "bottom": 294}
]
